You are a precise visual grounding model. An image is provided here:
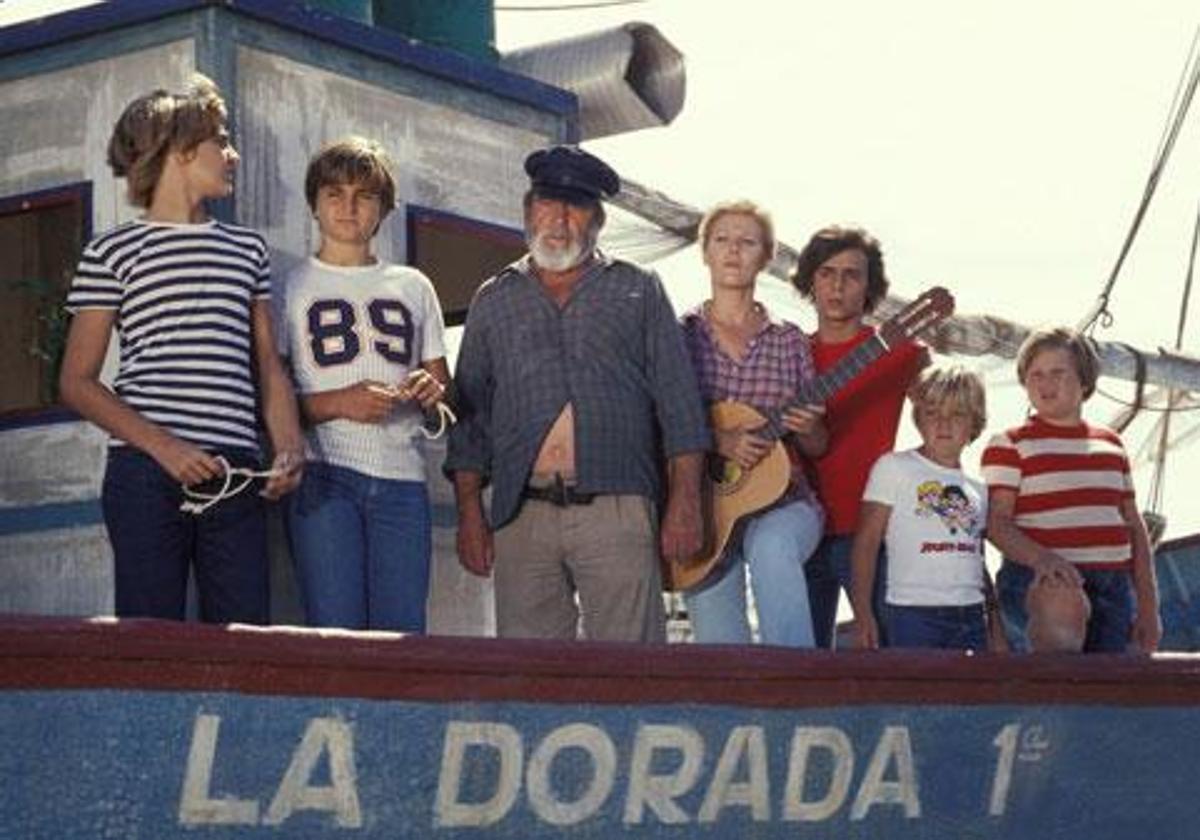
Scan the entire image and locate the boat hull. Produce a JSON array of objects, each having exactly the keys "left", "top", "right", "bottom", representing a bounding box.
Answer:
[{"left": 3, "top": 616, "right": 1199, "bottom": 838}]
